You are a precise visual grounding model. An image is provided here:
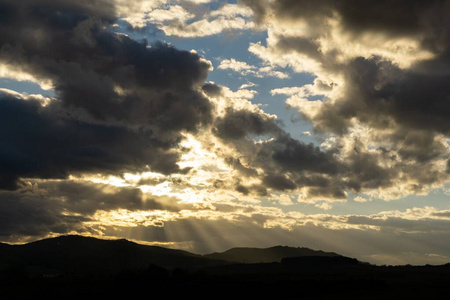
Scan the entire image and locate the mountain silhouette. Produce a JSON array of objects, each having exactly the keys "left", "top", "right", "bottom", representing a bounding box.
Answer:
[
  {"left": 204, "top": 245, "right": 340, "bottom": 263},
  {"left": 0, "top": 235, "right": 344, "bottom": 273},
  {"left": 0, "top": 235, "right": 226, "bottom": 274},
  {"left": 1, "top": 235, "right": 450, "bottom": 299}
]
